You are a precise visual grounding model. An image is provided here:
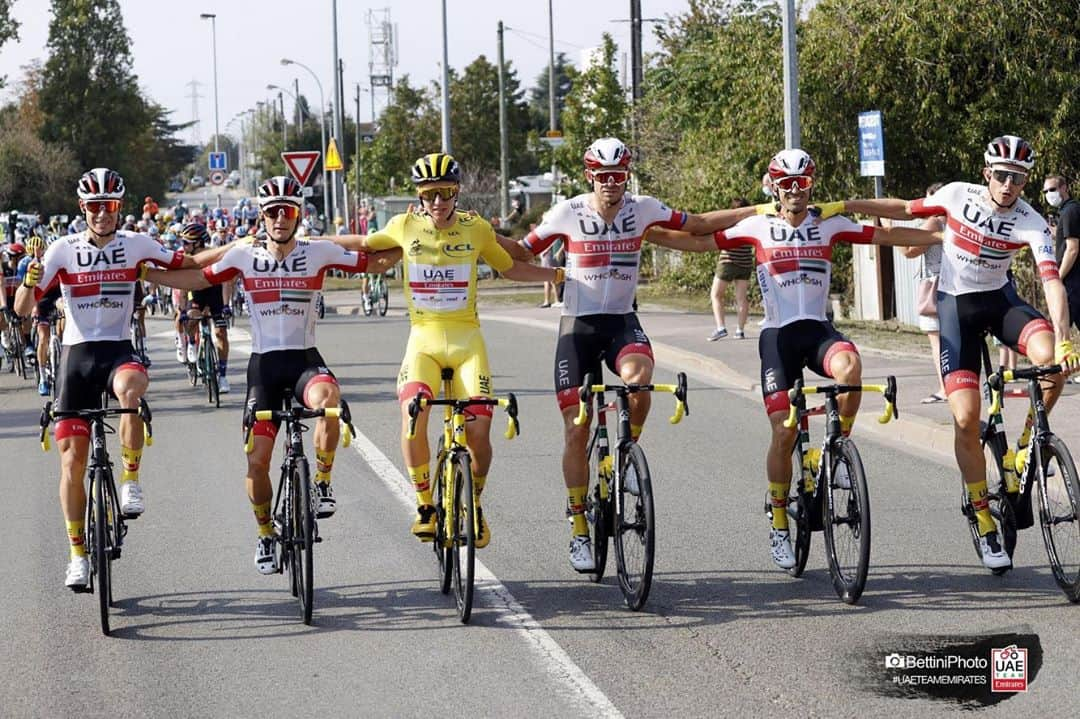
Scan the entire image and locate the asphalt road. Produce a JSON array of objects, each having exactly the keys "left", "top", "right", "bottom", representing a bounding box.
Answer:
[{"left": 1, "top": 300, "right": 1077, "bottom": 717}]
